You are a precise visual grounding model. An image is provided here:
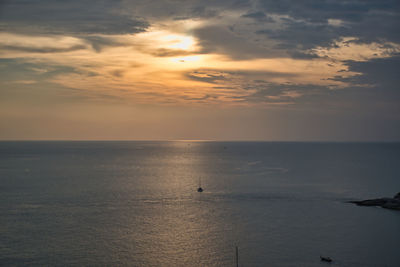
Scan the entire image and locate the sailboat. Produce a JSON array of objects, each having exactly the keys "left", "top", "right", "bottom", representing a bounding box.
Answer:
[
  {"left": 197, "top": 177, "right": 203, "bottom": 192},
  {"left": 235, "top": 246, "right": 239, "bottom": 267}
]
